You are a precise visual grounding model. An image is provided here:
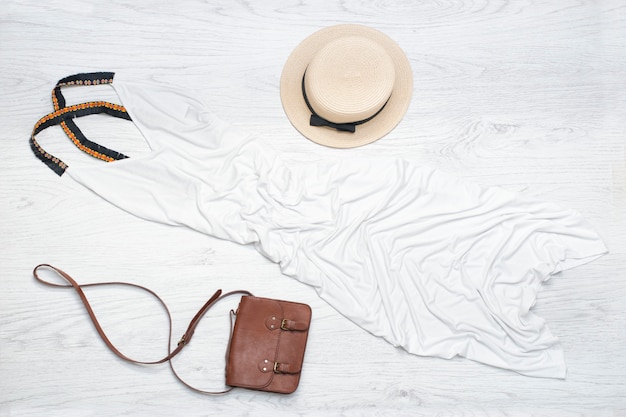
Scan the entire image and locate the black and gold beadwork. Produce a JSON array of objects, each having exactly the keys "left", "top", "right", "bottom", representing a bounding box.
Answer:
[{"left": 30, "top": 72, "right": 132, "bottom": 176}]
